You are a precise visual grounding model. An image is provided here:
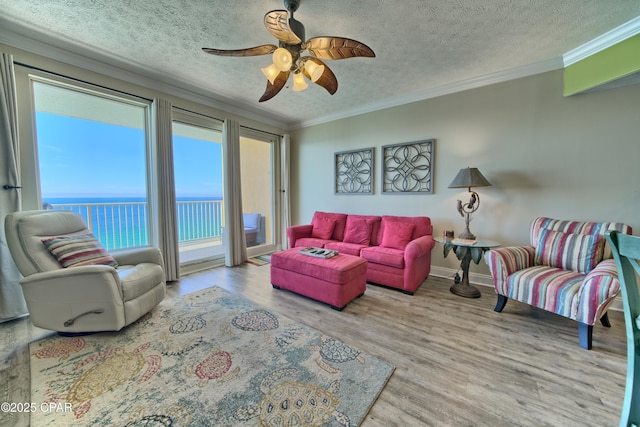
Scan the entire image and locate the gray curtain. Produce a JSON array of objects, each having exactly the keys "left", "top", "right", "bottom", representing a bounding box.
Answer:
[
  {"left": 153, "top": 98, "right": 180, "bottom": 280},
  {"left": 0, "top": 52, "right": 28, "bottom": 321},
  {"left": 222, "top": 118, "right": 247, "bottom": 266},
  {"left": 280, "top": 134, "right": 291, "bottom": 249}
]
